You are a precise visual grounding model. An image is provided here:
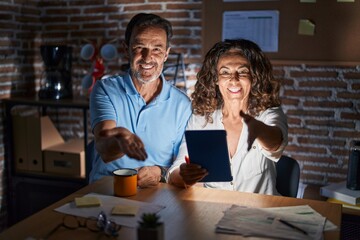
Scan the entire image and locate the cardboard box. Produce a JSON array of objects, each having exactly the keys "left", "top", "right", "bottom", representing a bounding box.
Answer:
[
  {"left": 43, "top": 138, "right": 85, "bottom": 178},
  {"left": 12, "top": 115, "right": 28, "bottom": 171},
  {"left": 12, "top": 115, "right": 64, "bottom": 172}
]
